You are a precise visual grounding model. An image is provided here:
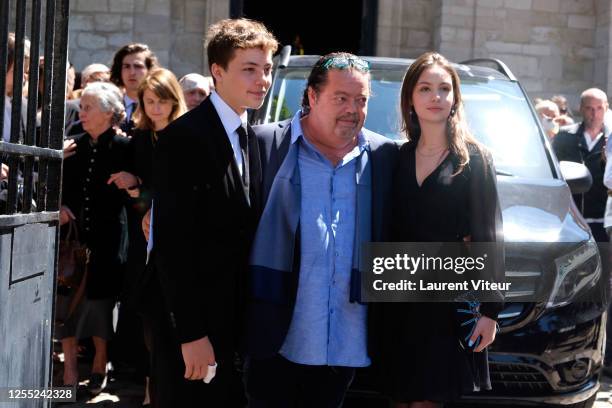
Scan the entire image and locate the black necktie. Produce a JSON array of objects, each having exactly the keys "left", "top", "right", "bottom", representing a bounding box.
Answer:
[{"left": 236, "top": 123, "right": 250, "bottom": 199}]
